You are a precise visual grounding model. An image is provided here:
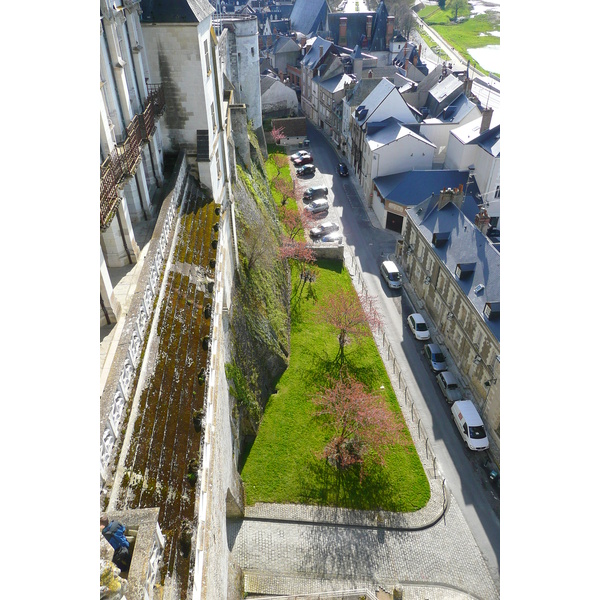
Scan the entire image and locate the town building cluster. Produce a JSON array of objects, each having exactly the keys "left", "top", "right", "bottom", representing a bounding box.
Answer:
[{"left": 99, "top": 1, "right": 500, "bottom": 598}]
